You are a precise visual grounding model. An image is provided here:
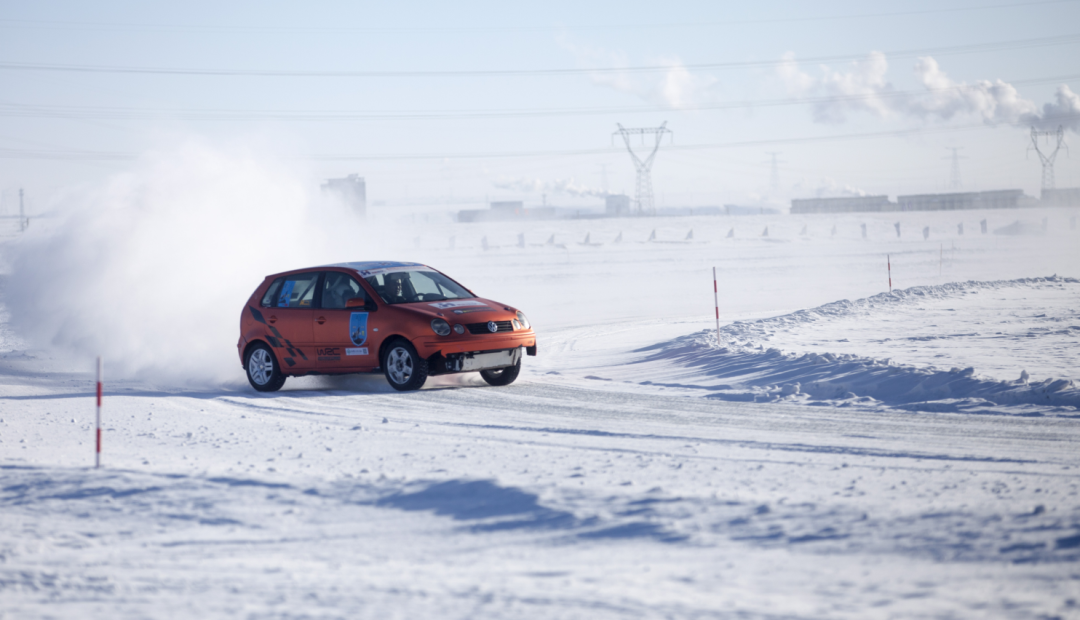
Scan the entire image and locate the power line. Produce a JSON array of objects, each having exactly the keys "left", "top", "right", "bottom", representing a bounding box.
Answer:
[
  {"left": 6, "top": 115, "right": 1076, "bottom": 163},
  {"left": 0, "top": 33, "right": 1077, "bottom": 78},
  {"left": 0, "top": 0, "right": 1074, "bottom": 34},
  {"left": 1, "top": 72, "right": 1077, "bottom": 122}
]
